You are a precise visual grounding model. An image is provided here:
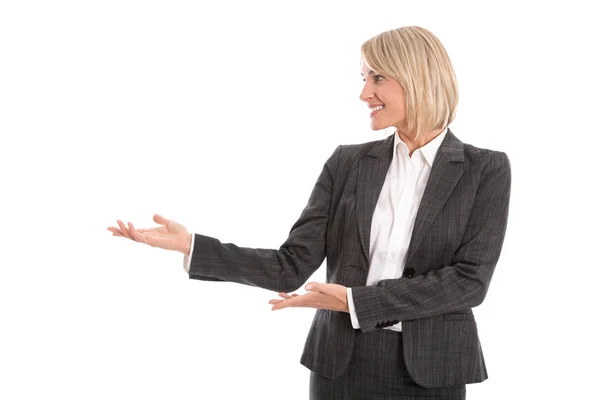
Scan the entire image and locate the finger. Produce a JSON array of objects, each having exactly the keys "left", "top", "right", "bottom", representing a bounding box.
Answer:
[
  {"left": 271, "top": 294, "right": 314, "bottom": 310},
  {"left": 117, "top": 220, "right": 133, "bottom": 240},
  {"left": 268, "top": 293, "right": 296, "bottom": 306},
  {"left": 115, "top": 221, "right": 129, "bottom": 239},
  {"left": 107, "top": 227, "right": 124, "bottom": 236},
  {"left": 126, "top": 222, "right": 137, "bottom": 241},
  {"left": 153, "top": 214, "right": 171, "bottom": 227},
  {"left": 128, "top": 222, "right": 147, "bottom": 244},
  {"left": 138, "top": 226, "right": 169, "bottom": 234},
  {"left": 306, "top": 282, "right": 332, "bottom": 296},
  {"left": 271, "top": 300, "right": 304, "bottom": 311},
  {"left": 271, "top": 298, "right": 291, "bottom": 310}
]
